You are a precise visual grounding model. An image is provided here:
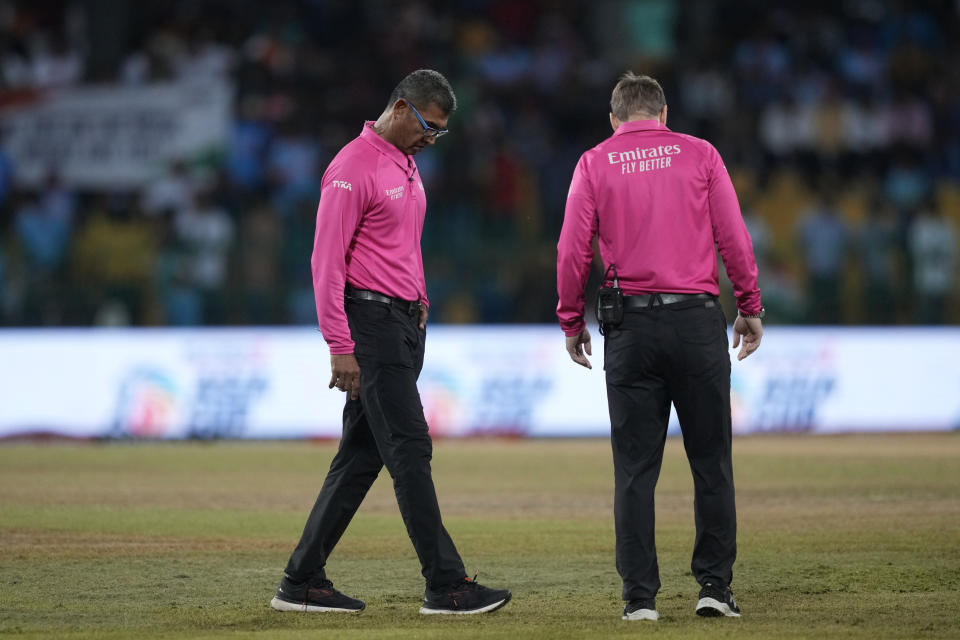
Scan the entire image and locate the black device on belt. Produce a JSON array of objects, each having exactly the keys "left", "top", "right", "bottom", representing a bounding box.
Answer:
[
  {"left": 596, "top": 264, "right": 624, "bottom": 336},
  {"left": 346, "top": 285, "right": 422, "bottom": 317}
]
